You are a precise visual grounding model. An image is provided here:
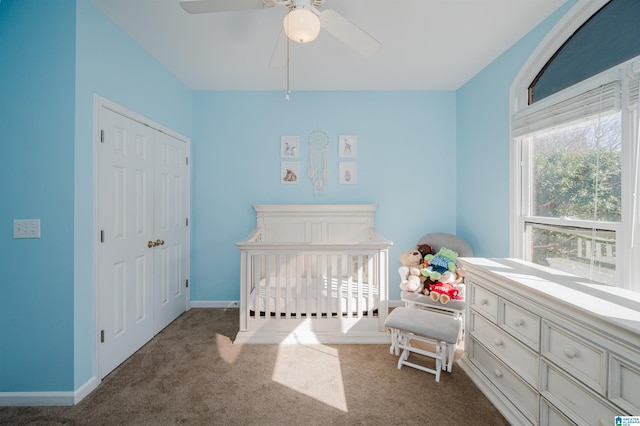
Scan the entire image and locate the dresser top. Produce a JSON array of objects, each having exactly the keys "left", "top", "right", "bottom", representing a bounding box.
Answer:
[{"left": 460, "top": 257, "right": 640, "bottom": 338}]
